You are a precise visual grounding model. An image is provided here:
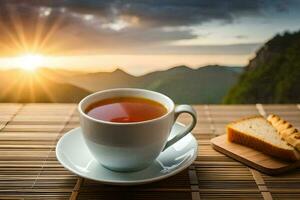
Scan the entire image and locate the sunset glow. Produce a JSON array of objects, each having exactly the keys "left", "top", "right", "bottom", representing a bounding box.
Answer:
[
  {"left": 0, "top": 1, "right": 299, "bottom": 74},
  {"left": 15, "top": 54, "right": 45, "bottom": 71}
]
